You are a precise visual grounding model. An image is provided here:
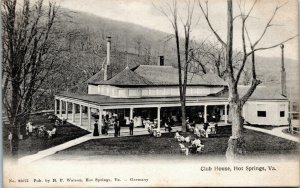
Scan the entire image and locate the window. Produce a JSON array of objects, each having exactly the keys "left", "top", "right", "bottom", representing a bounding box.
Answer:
[
  {"left": 257, "top": 111, "right": 266, "bottom": 117},
  {"left": 280, "top": 111, "right": 285, "bottom": 117}
]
